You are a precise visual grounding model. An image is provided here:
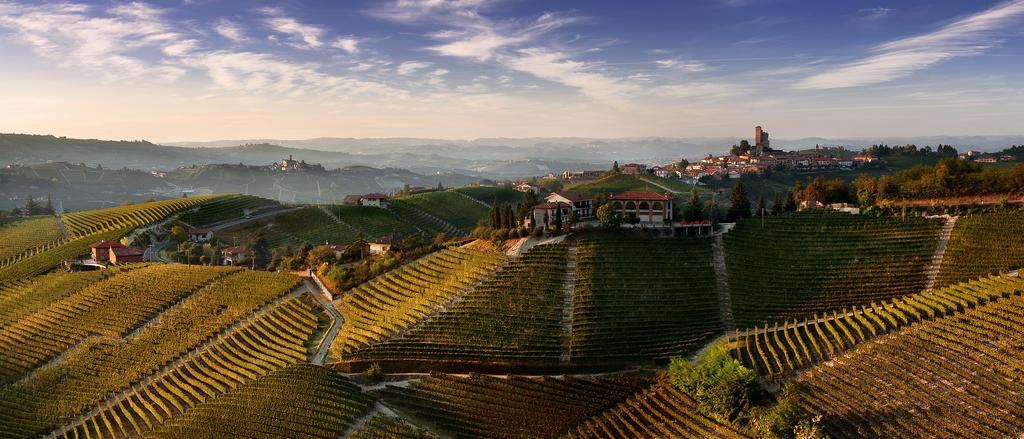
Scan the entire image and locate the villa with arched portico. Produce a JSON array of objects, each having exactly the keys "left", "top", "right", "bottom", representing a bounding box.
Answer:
[{"left": 608, "top": 191, "right": 674, "bottom": 224}]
